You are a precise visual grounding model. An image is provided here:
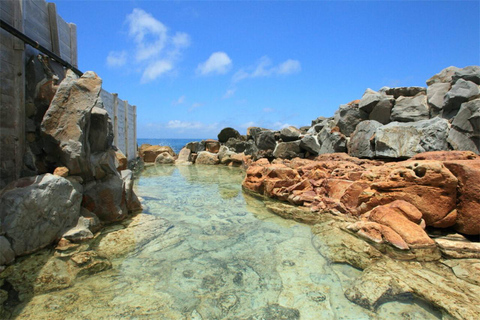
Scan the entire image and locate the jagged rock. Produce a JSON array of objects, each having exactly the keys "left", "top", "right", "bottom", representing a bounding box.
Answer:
[
  {"left": 176, "top": 147, "right": 192, "bottom": 164},
  {"left": 204, "top": 139, "right": 220, "bottom": 153},
  {"left": 427, "top": 82, "right": 451, "bottom": 117},
  {"left": 41, "top": 71, "right": 103, "bottom": 178},
  {"left": 390, "top": 95, "right": 429, "bottom": 122},
  {"left": 307, "top": 118, "right": 334, "bottom": 134},
  {"left": 335, "top": 103, "right": 368, "bottom": 137},
  {"left": 247, "top": 127, "right": 268, "bottom": 141},
  {"left": 443, "top": 160, "right": 480, "bottom": 235},
  {"left": 53, "top": 166, "right": 69, "bottom": 177},
  {"left": 447, "top": 99, "right": 480, "bottom": 153},
  {"left": 411, "top": 150, "right": 478, "bottom": 161},
  {"left": 89, "top": 106, "right": 114, "bottom": 153},
  {"left": 155, "top": 152, "right": 175, "bottom": 164},
  {"left": 121, "top": 169, "right": 142, "bottom": 214},
  {"left": 347, "top": 221, "right": 410, "bottom": 250},
  {"left": 0, "top": 236, "right": 15, "bottom": 266},
  {"left": 185, "top": 141, "right": 205, "bottom": 153},
  {"left": 115, "top": 151, "right": 127, "bottom": 171},
  {"left": 382, "top": 86, "right": 426, "bottom": 98},
  {"left": 299, "top": 134, "right": 321, "bottom": 155},
  {"left": 375, "top": 117, "right": 450, "bottom": 159},
  {"left": 139, "top": 145, "right": 175, "bottom": 162},
  {"left": 0, "top": 174, "right": 82, "bottom": 256},
  {"left": 256, "top": 130, "right": 276, "bottom": 151},
  {"left": 317, "top": 128, "right": 347, "bottom": 154},
  {"left": 311, "top": 116, "right": 327, "bottom": 126},
  {"left": 273, "top": 141, "right": 302, "bottom": 159},
  {"left": 358, "top": 89, "right": 383, "bottom": 114},
  {"left": 280, "top": 126, "right": 301, "bottom": 142},
  {"left": 225, "top": 138, "right": 250, "bottom": 153},
  {"left": 79, "top": 208, "right": 102, "bottom": 233},
  {"left": 196, "top": 151, "right": 220, "bottom": 165},
  {"left": 426, "top": 66, "right": 461, "bottom": 85},
  {"left": 443, "top": 78, "right": 480, "bottom": 118},
  {"left": 218, "top": 127, "right": 241, "bottom": 143},
  {"left": 62, "top": 216, "right": 95, "bottom": 242},
  {"left": 434, "top": 237, "right": 480, "bottom": 259},
  {"left": 452, "top": 65, "right": 480, "bottom": 85},
  {"left": 82, "top": 174, "right": 128, "bottom": 222},
  {"left": 348, "top": 120, "right": 382, "bottom": 158}
]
